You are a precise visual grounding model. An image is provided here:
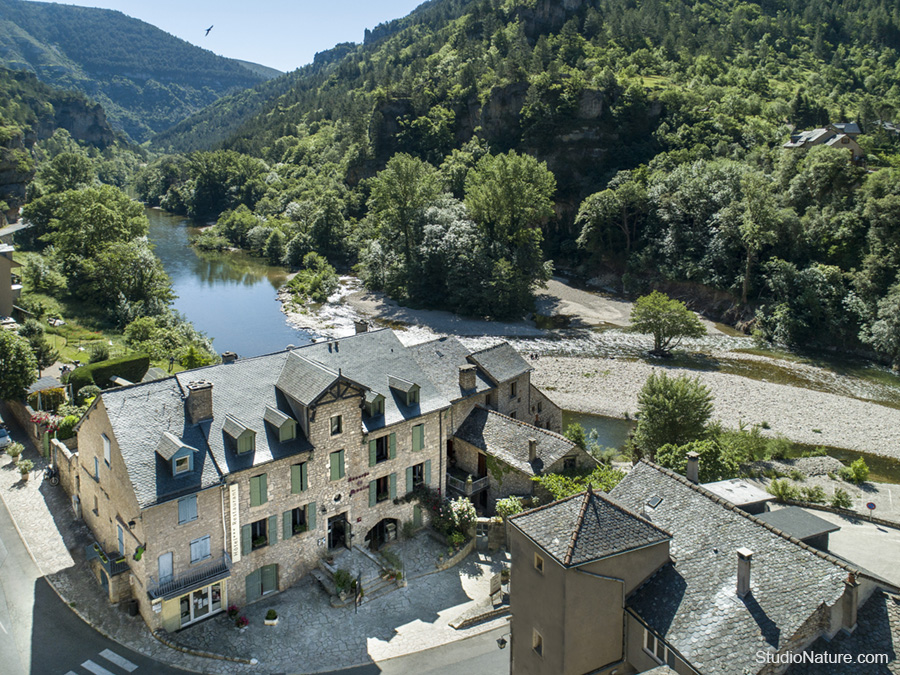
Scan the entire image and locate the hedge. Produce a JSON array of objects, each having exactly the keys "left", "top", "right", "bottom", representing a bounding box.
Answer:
[{"left": 68, "top": 353, "right": 150, "bottom": 395}]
